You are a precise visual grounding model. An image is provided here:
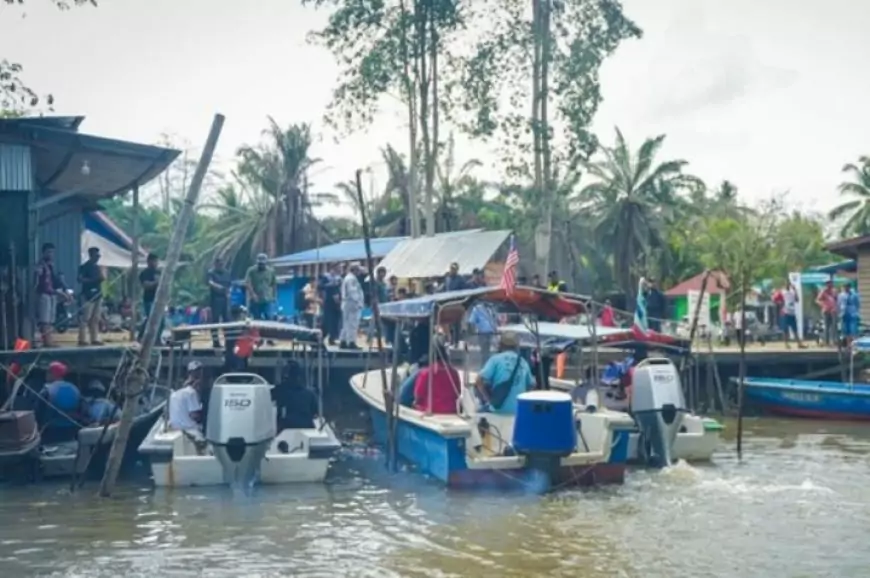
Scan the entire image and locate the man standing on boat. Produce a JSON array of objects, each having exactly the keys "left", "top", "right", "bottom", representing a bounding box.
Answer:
[
  {"left": 207, "top": 256, "right": 233, "bottom": 347},
  {"left": 340, "top": 262, "right": 364, "bottom": 349},
  {"left": 245, "top": 253, "right": 277, "bottom": 321}
]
